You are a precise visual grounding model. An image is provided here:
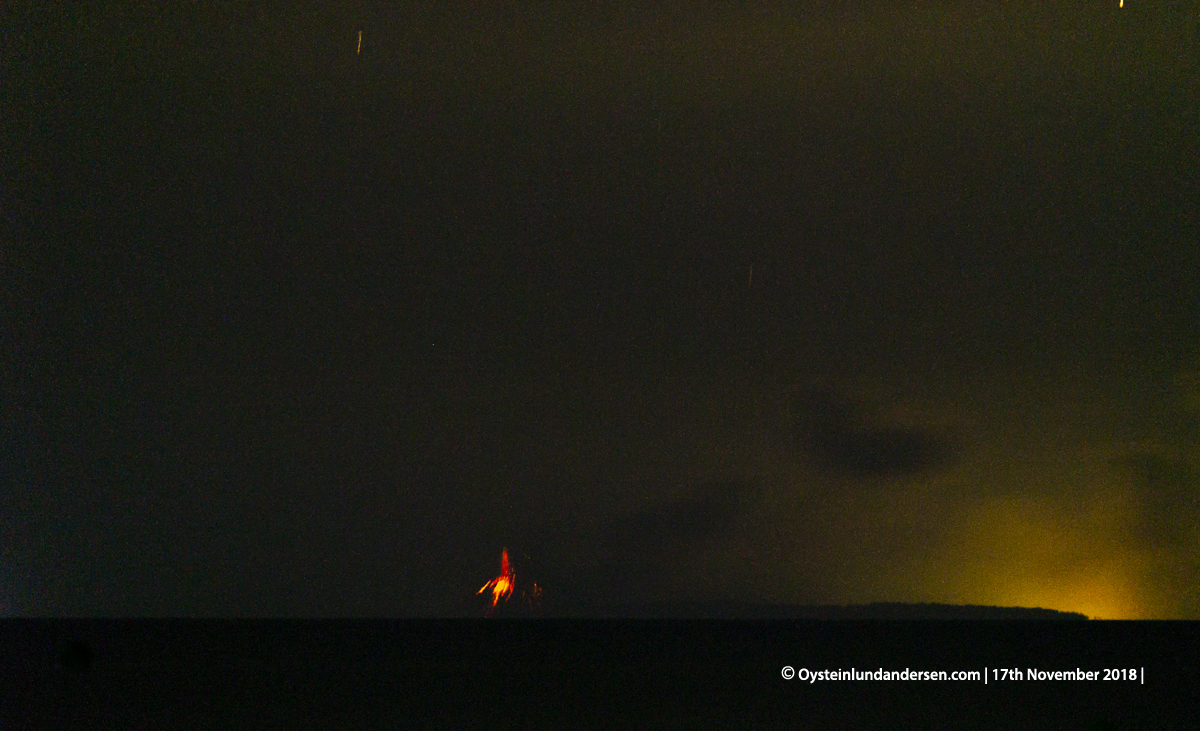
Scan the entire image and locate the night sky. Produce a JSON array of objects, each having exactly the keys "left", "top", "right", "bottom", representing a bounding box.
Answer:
[{"left": 6, "top": 0, "right": 1199, "bottom": 618}]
